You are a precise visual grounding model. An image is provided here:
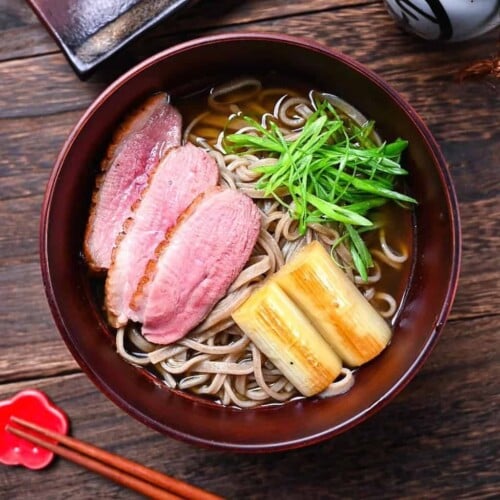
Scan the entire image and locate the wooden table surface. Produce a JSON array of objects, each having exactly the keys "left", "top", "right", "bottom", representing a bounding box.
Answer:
[{"left": 1, "top": 1, "right": 499, "bottom": 498}]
